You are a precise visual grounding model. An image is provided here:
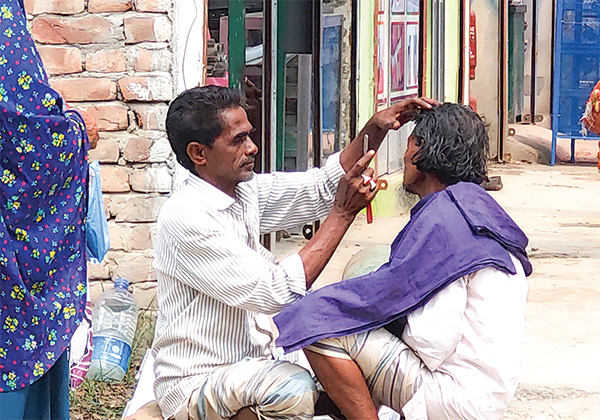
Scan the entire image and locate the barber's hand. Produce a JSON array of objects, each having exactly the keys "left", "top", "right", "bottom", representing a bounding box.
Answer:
[
  {"left": 332, "top": 151, "right": 379, "bottom": 222},
  {"left": 369, "top": 97, "right": 440, "bottom": 131},
  {"left": 79, "top": 110, "right": 99, "bottom": 150}
]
